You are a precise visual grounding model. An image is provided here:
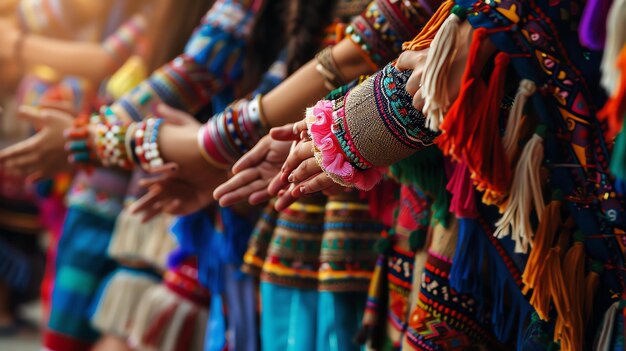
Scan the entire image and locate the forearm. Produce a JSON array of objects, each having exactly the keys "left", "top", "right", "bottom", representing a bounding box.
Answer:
[
  {"left": 20, "top": 36, "right": 113, "bottom": 82},
  {"left": 262, "top": 39, "right": 373, "bottom": 127}
]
